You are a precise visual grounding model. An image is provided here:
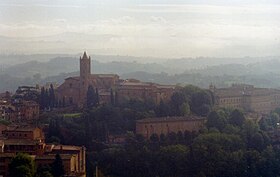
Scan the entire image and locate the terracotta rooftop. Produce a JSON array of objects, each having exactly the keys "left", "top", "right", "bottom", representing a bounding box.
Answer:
[
  {"left": 156, "top": 85, "right": 176, "bottom": 89},
  {"left": 52, "top": 145, "right": 83, "bottom": 151},
  {"left": 92, "top": 74, "right": 119, "bottom": 78},
  {"left": 3, "top": 126, "right": 38, "bottom": 132},
  {"left": 65, "top": 74, "right": 119, "bottom": 81},
  {"left": 119, "top": 82, "right": 156, "bottom": 86},
  {"left": 0, "top": 153, "right": 15, "bottom": 158},
  {"left": 35, "top": 154, "right": 73, "bottom": 160},
  {"left": 3, "top": 139, "right": 43, "bottom": 146}
]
